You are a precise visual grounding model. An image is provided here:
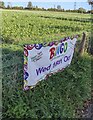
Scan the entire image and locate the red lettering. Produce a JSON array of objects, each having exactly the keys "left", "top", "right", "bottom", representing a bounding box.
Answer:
[{"left": 50, "top": 47, "right": 55, "bottom": 59}]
